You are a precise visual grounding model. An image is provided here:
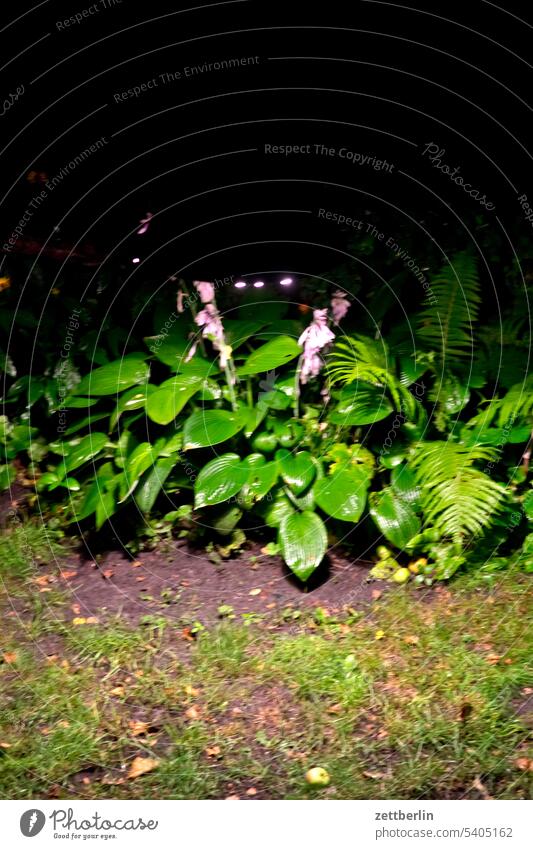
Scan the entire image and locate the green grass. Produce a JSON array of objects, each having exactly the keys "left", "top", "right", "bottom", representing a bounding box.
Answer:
[{"left": 0, "top": 523, "right": 532, "bottom": 799}]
